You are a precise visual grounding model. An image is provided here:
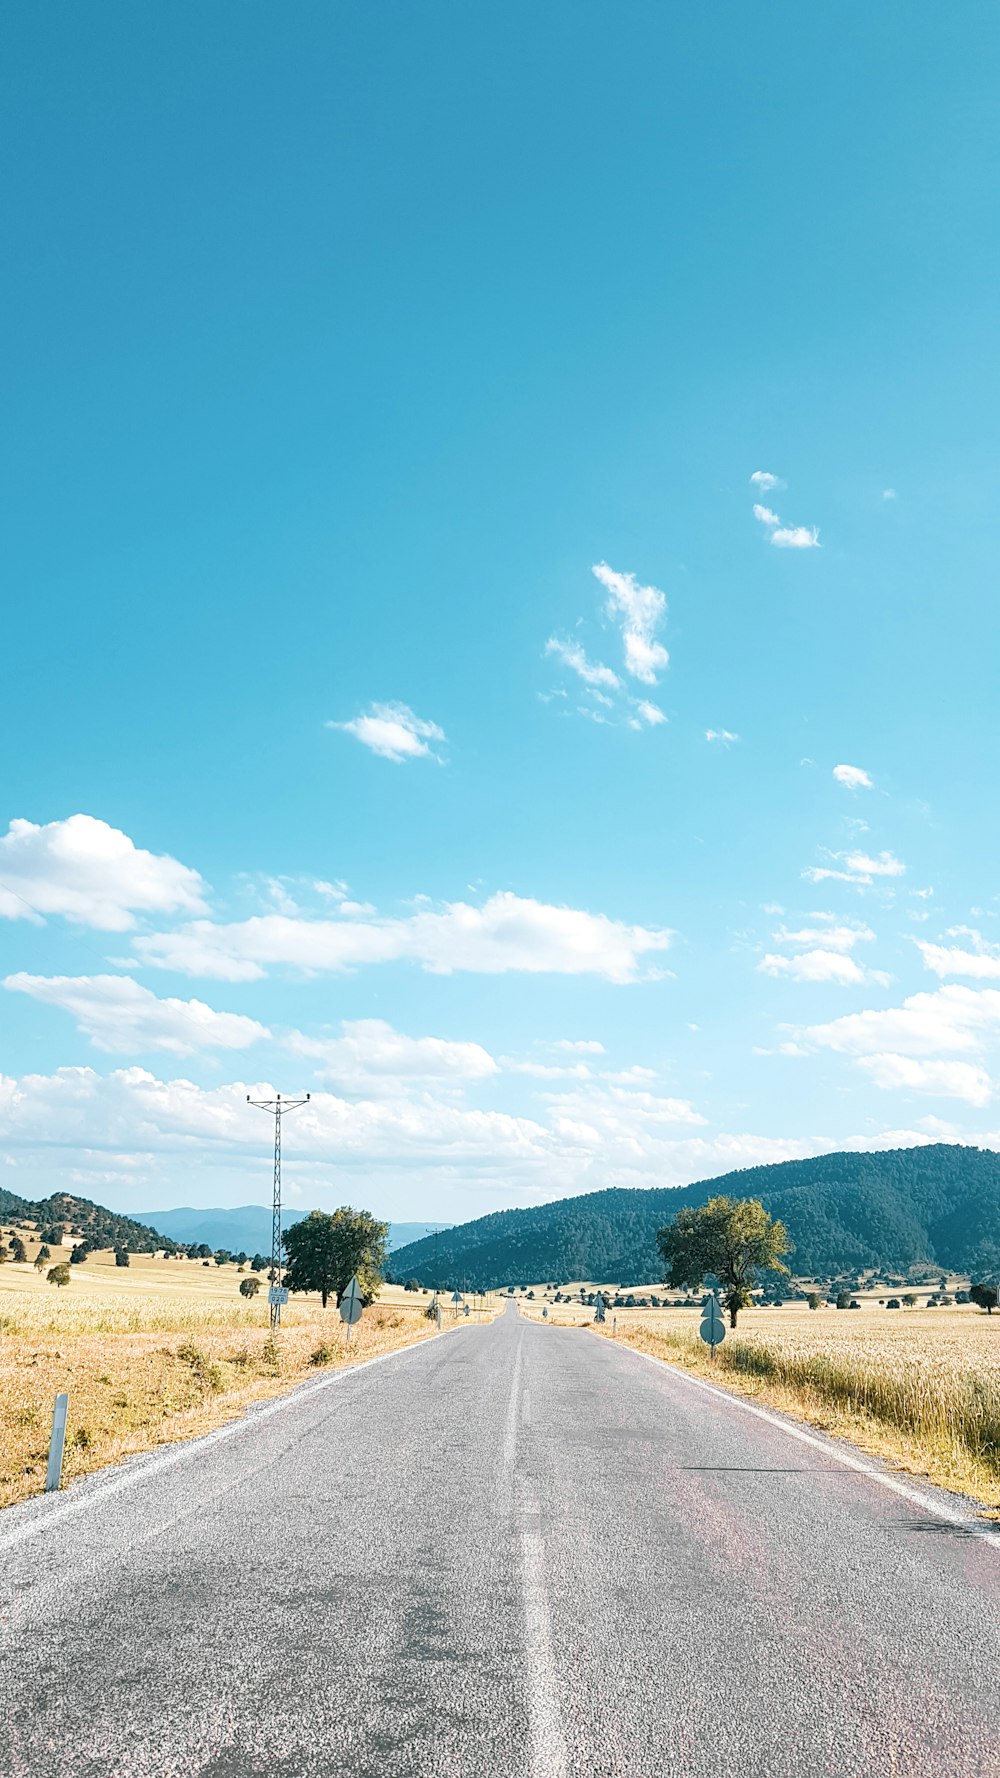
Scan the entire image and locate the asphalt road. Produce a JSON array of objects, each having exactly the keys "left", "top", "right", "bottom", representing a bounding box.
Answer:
[{"left": 2, "top": 1304, "right": 999, "bottom": 1777}]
